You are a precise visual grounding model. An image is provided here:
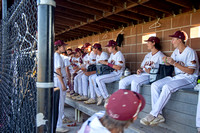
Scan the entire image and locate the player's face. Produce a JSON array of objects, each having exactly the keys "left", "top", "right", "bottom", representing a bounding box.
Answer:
[
  {"left": 107, "top": 47, "right": 113, "bottom": 53},
  {"left": 76, "top": 52, "right": 81, "bottom": 57},
  {"left": 146, "top": 41, "right": 154, "bottom": 50},
  {"left": 93, "top": 48, "right": 97, "bottom": 54},
  {"left": 67, "top": 50, "right": 72, "bottom": 55},
  {"left": 59, "top": 45, "right": 65, "bottom": 53},
  {"left": 171, "top": 38, "right": 179, "bottom": 48},
  {"left": 83, "top": 48, "right": 87, "bottom": 53}
]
